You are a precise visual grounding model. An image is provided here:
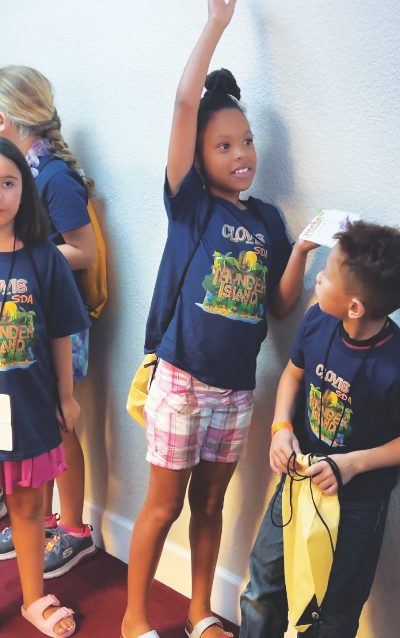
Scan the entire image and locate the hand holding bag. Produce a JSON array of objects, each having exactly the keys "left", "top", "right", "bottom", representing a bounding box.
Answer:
[{"left": 275, "top": 453, "right": 342, "bottom": 632}]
